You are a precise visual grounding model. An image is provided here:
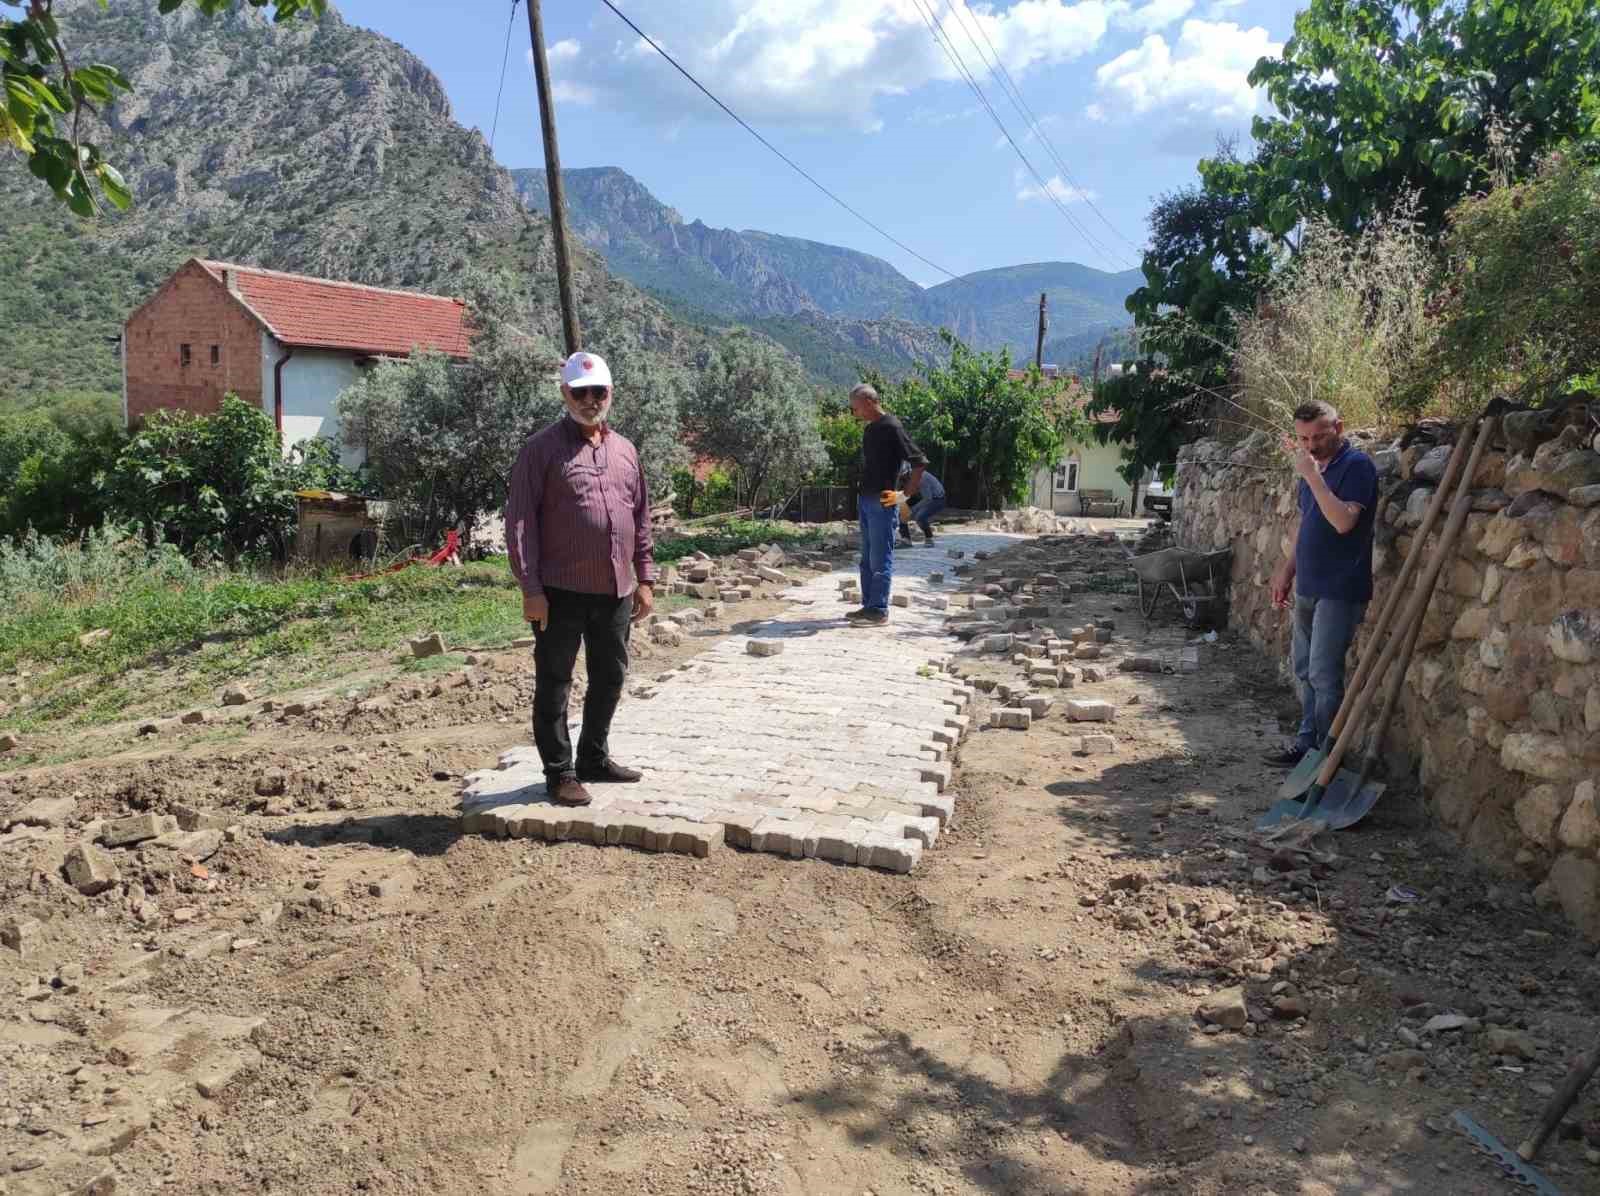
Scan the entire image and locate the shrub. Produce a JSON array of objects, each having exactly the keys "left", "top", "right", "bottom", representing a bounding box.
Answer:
[
  {"left": 1425, "top": 151, "right": 1600, "bottom": 407},
  {"left": 0, "top": 394, "right": 124, "bottom": 539},
  {"left": 103, "top": 395, "right": 296, "bottom": 561},
  {"left": 0, "top": 522, "right": 197, "bottom": 610},
  {"left": 1232, "top": 205, "right": 1437, "bottom": 437}
]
